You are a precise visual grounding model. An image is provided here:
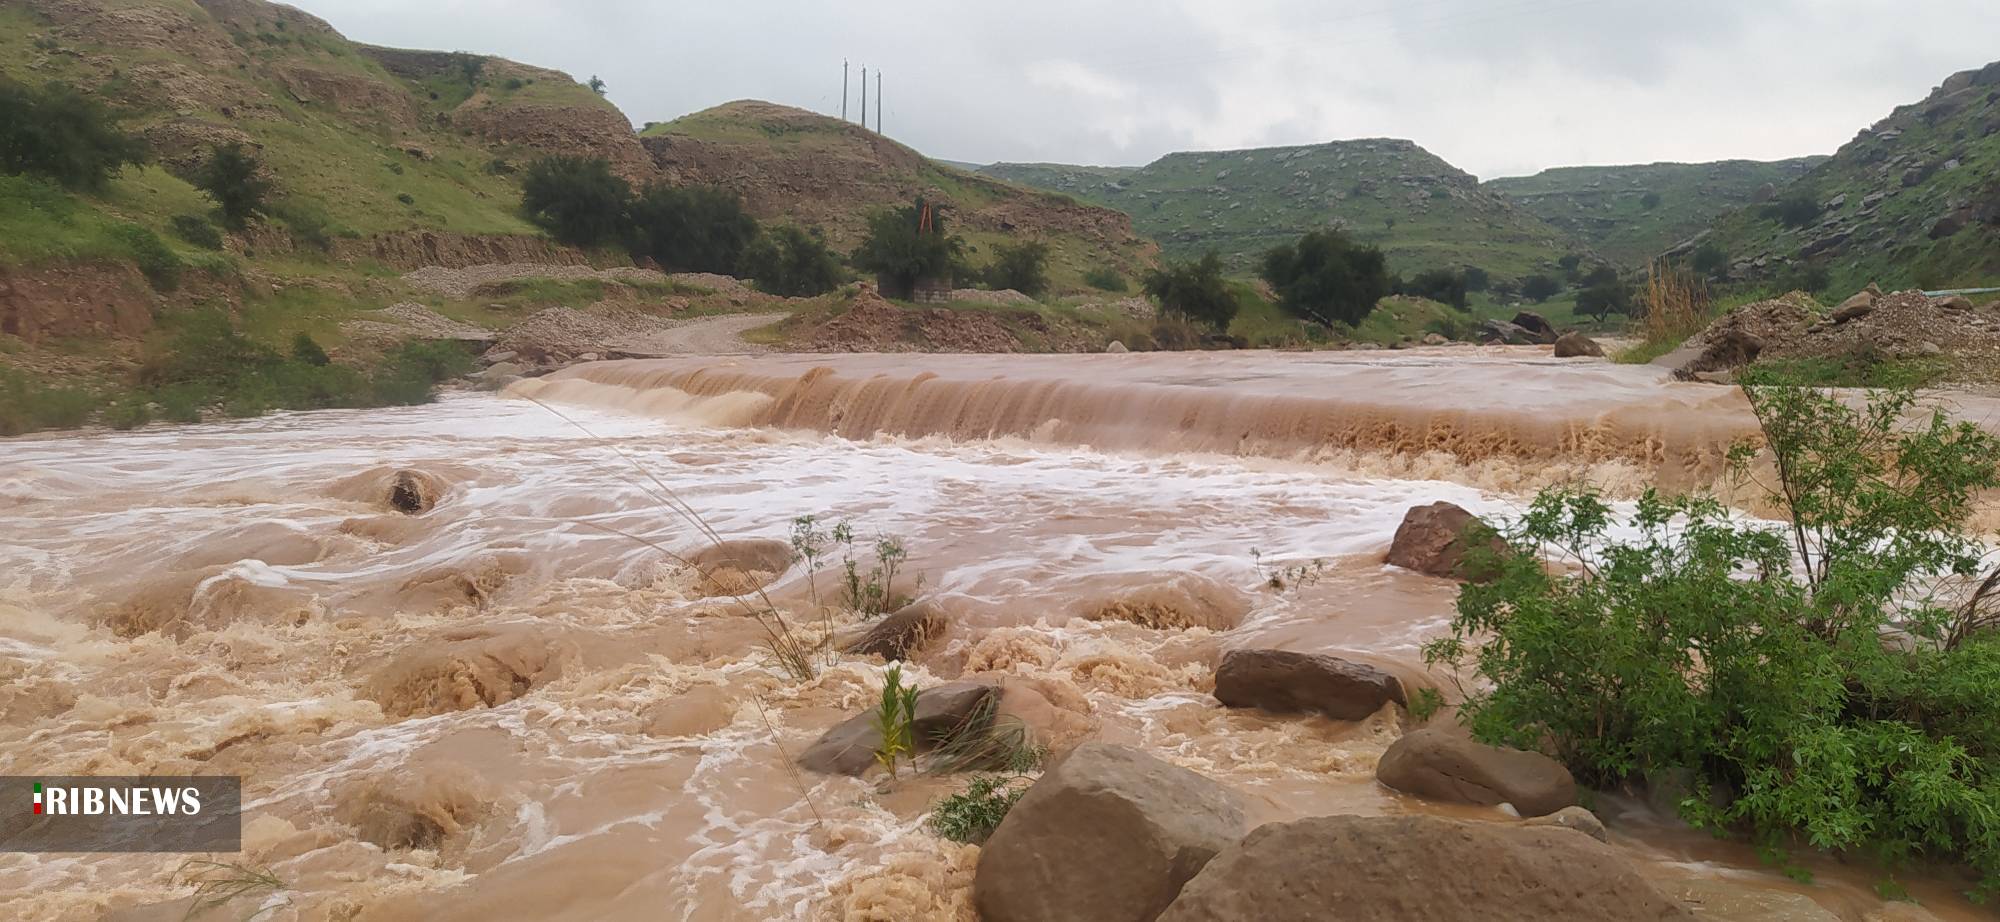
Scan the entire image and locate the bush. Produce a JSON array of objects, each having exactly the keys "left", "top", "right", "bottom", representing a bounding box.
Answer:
[
  {"left": 520, "top": 156, "right": 629, "bottom": 248},
  {"left": 0, "top": 366, "right": 98, "bottom": 436},
  {"left": 171, "top": 214, "right": 223, "bottom": 250},
  {"left": 1426, "top": 384, "right": 2000, "bottom": 896},
  {"left": 1083, "top": 265, "right": 1128, "bottom": 292},
  {"left": 290, "top": 332, "right": 329, "bottom": 366},
  {"left": 1259, "top": 230, "right": 1390, "bottom": 327},
  {"left": 624, "top": 183, "right": 759, "bottom": 274},
  {"left": 1762, "top": 190, "right": 1822, "bottom": 229},
  {"left": 1145, "top": 252, "right": 1237, "bottom": 332},
  {"left": 1401, "top": 268, "right": 1468, "bottom": 310},
  {"left": 1461, "top": 266, "right": 1490, "bottom": 292},
  {"left": 739, "top": 224, "right": 844, "bottom": 297},
  {"left": 851, "top": 198, "right": 964, "bottom": 298},
  {"left": 271, "top": 199, "right": 341, "bottom": 252},
  {"left": 1575, "top": 280, "right": 1632, "bottom": 321},
  {"left": 112, "top": 223, "right": 180, "bottom": 291},
  {"left": 1640, "top": 191, "right": 1662, "bottom": 210},
  {"left": 927, "top": 775, "right": 1028, "bottom": 844},
  {"left": 396, "top": 192, "right": 414, "bottom": 205},
  {"left": 194, "top": 143, "right": 272, "bottom": 231},
  {"left": 0, "top": 78, "right": 148, "bottom": 191},
  {"left": 1521, "top": 274, "right": 1561, "bottom": 303},
  {"left": 982, "top": 240, "right": 1050, "bottom": 296},
  {"left": 102, "top": 392, "right": 151, "bottom": 430},
  {"left": 1691, "top": 242, "right": 1729, "bottom": 277}
]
